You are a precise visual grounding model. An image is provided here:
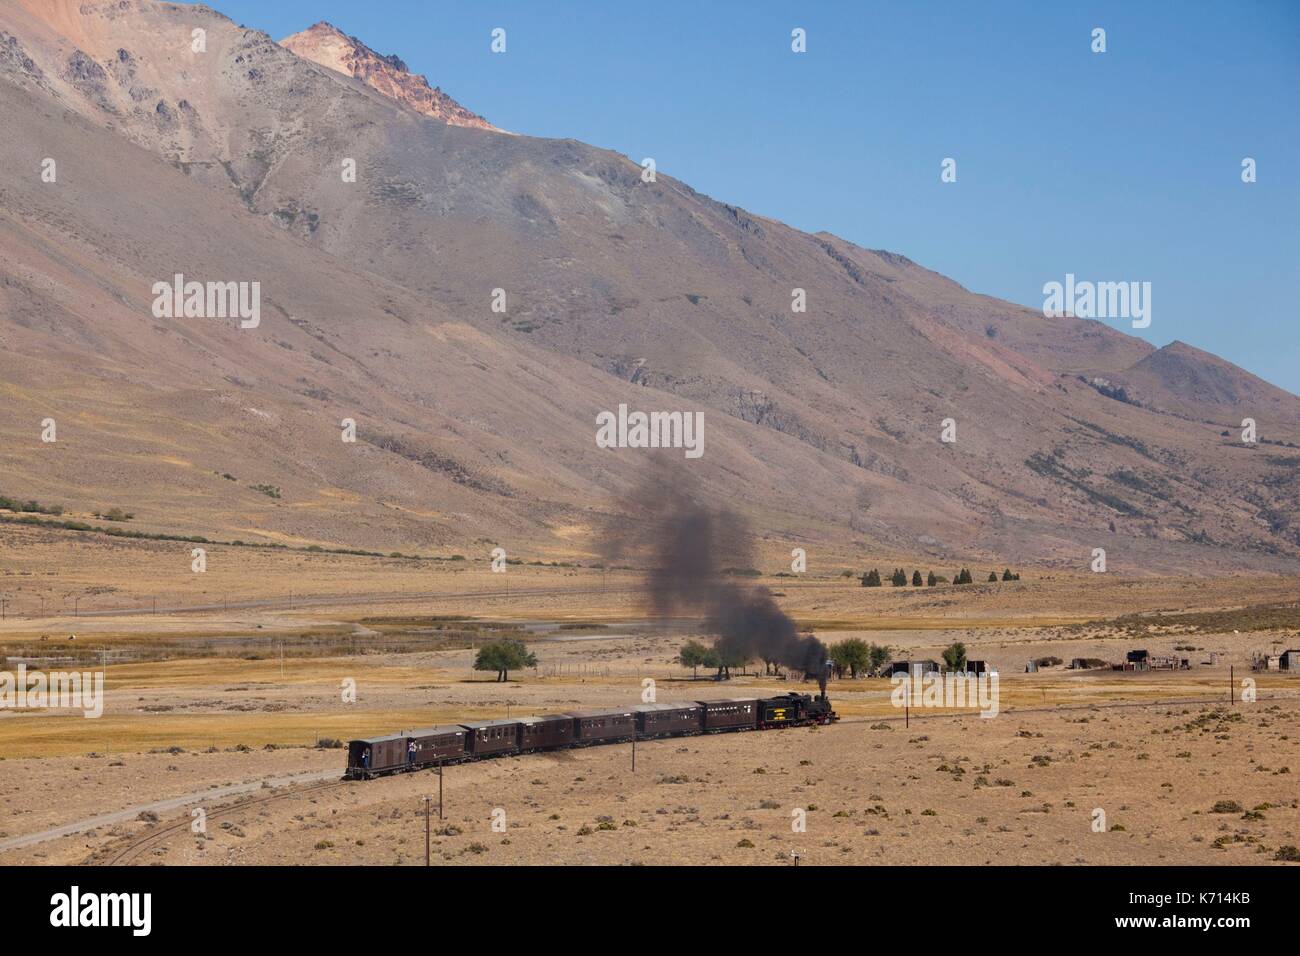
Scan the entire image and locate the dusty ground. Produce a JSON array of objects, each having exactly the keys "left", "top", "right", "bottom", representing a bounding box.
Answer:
[
  {"left": 4, "top": 695, "right": 1297, "bottom": 866},
  {"left": 2, "top": 563, "right": 1299, "bottom": 865}
]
